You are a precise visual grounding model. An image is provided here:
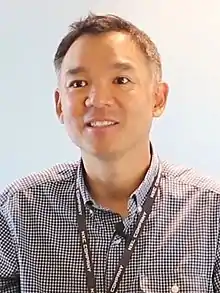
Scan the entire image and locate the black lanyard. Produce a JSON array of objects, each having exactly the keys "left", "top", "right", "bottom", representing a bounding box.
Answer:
[{"left": 75, "top": 163, "right": 162, "bottom": 293}]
